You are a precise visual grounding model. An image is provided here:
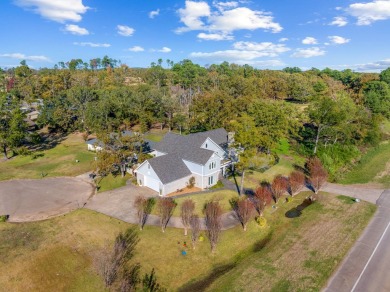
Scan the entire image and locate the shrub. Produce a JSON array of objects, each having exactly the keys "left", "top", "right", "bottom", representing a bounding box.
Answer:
[
  {"left": 210, "top": 180, "right": 224, "bottom": 189},
  {"left": 255, "top": 216, "right": 267, "bottom": 227},
  {"left": 188, "top": 176, "right": 195, "bottom": 189},
  {"left": 14, "top": 146, "right": 31, "bottom": 156},
  {"left": 0, "top": 215, "right": 9, "bottom": 222}
]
